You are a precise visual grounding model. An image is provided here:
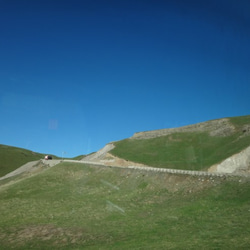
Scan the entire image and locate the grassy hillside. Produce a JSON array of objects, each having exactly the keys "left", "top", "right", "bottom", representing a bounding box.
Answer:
[
  {"left": 0, "top": 162, "right": 249, "bottom": 249},
  {"left": 0, "top": 145, "right": 47, "bottom": 177},
  {"left": 0, "top": 144, "right": 85, "bottom": 178},
  {"left": 70, "top": 154, "right": 85, "bottom": 160},
  {"left": 111, "top": 115, "right": 250, "bottom": 171}
]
